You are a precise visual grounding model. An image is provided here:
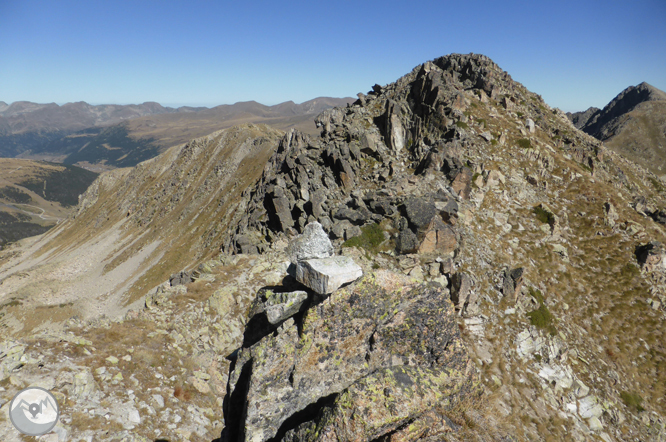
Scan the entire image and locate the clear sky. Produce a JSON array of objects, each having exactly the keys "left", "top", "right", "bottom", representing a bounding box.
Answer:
[{"left": 1, "top": 0, "right": 664, "bottom": 112}]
